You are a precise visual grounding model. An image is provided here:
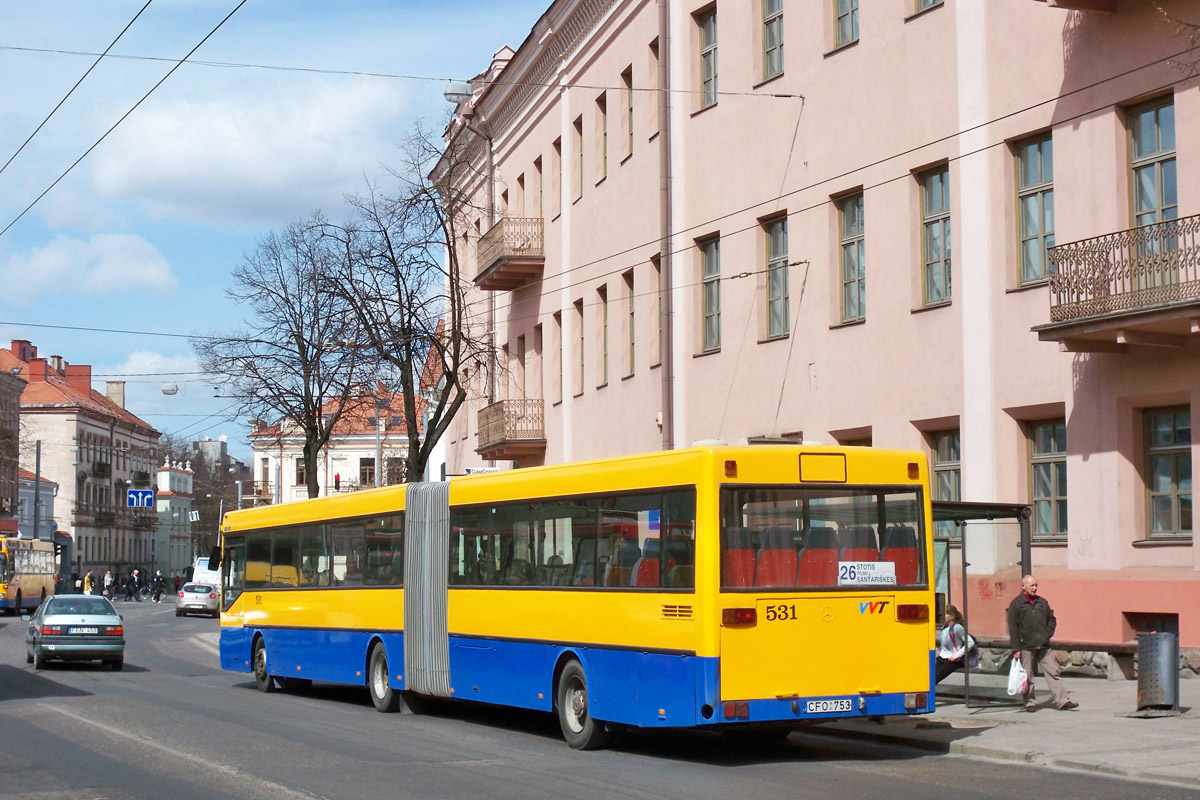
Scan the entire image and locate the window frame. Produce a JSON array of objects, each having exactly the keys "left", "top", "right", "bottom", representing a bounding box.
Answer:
[
  {"left": 1016, "top": 134, "right": 1055, "bottom": 285},
  {"left": 700, "top": 237, "right": 722, "bottom": 352},
  {"left": 1144, "top": 406, "right": 1192, "bottom": 540},
  {"left": 698, "top": 9, "right": 718, "bottom": 109},
  {"left": 839, "top": 193, "right": 865, "bottom": 323},
  {"left": 931, "top": 429, "right": 961, "bottom": 541},
  {"left": 920, "top": 165, "right": 952, "bottom": 307},
  {"left": 764, "top": 217, "right": 789, "bottom": 339},
  {"left": 835, "top": 0, "right": 859, "bottom": 48},
  {"left": 1029, "top": 419, "right": 1067, "bottom": 543},
  {"left": 1130, "top": 97, "right": 1177, "bottom": 229},
  {"left": 762, "top": 0, "right": 783, "bottom": 81}
]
